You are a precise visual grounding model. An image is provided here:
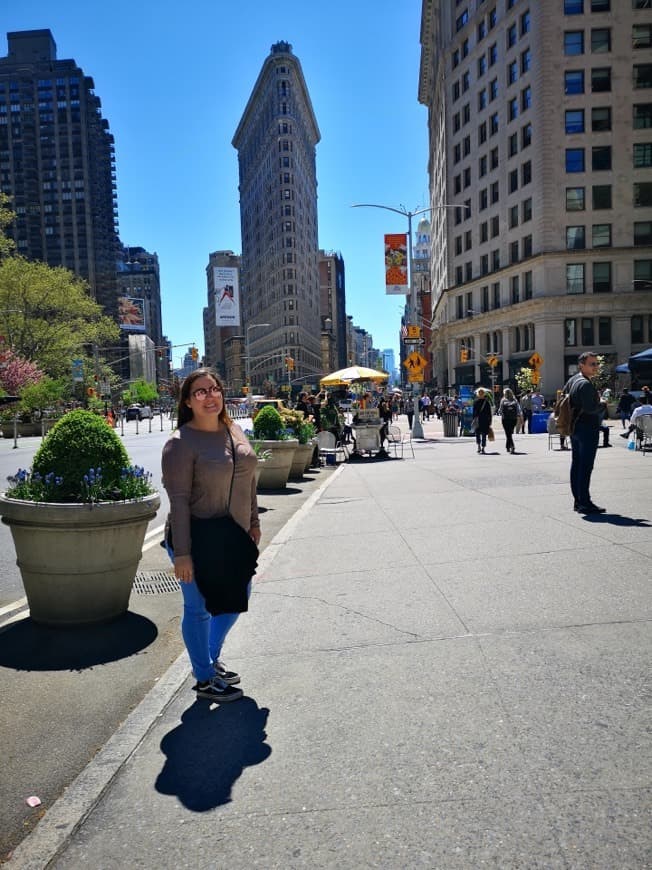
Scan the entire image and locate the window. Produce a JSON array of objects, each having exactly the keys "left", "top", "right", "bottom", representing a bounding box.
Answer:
[
  {"left": 509, "top": 204, "right": 519, "bottom": 228},
  {"left": 592, "top": 145, "right": 611, "bottom": 170},
  {"left": 521, "top": 161, "right": 532, "bottom": 185},
  {"left": 508, "top": 60, "right": 519, "bottom": 84},
  {"left": 592, "top": 0, "right": 610, "bottom": 9},
  {"left": 567, "top": 263, "right": 585, "bottom": 293},
  {"left": 479, "top": 154, "right": 488, "bottom": 177},
  {"left": 480, "top": 188, "right": 488, "bottom": 210},
  {"left": 456, "top": 9, "right": 469, "bottom": 31},
  {"left": 456, "top": 296, "right": 464, "bottom": 319},
  {"left": 567, "top": 226, "right": 586, "bottom": 249},
  {"left": 490, "top": 112, "right": 499, "bottom": 134},
  {"left": 480, "top": 221, "right": 489, "bottom": 242},
  {"left": 465, "top": 230, "right": 473, "bottom": 250},
  {"left": 634, "top": 222, "right": 652, "bottom": 245},
  {"left": 564, "top": 0, "right": 583, "bottom": 12},
  {"left": 463, "top": 135, "right": 471, "bottom": 155},
  {"left": 566, "top": 109, "right": 585, "bottom": 133},
  {"left": 491, "top": 215, "right": 500, "bottom": 237},
  {"left": 491, "top": 147, "right": 499, "bottom": 169},
  {"left": 509, "top": 98, "right": 518, "bottom": 120},
  {"left": 565, "top": 318, "right": 577, "bottom": 346},
  {"left": 492, "top": 249, "right": 500, "bottom": 270},
  {"left": 510, "top": 241, "right": 519, "bottom": 264},
  {"left": 633, "top": 0, "right": 652, "bottom": 9},
  {"left": 522, "top": 234, "right": 532, "bottom": 257},
  {"left": 453, "top": 49, "right": 460, "bottom": 69},
  {"left": 478, "top": 20, "right": 487, "bottom": 41},
  {"left": 463, "top": 71, "right": 470, "bottom": 92},
  {"left": 564, "top": 31, "right": 584, "bottom": 55},
  {"left": 462, "top": 38, "right": 469, "bottom": 58},
  {"left": 509, "top": 132, "right": 518, "bottom": 156},
  {"left": 631, "top": 315, "right": 645, "bottom": 344},
  {"left": 508, "top": 24, "right": 517, "bottom": 48},
  {"left": 481, "top": 254, "right": 489, "bottom": 275},
  {"left": 598, "top": 317, "right": 611, "bottom": 344},
  {"left": 591, "top": 106, "right": 611, "bottom": 131},
  {"left": 592, "top": 224, "right": 611, "bottom": 247},
  {"left": 463, "top": 103, "right": 471, "bottom": 124},
  {"left": 511, "top": 275, "right": 520, "bottom": 302},
  {"left": 465, "top": 262, "right": 473, "bottom": 281},
  {"left": 582, "top": 318, "right": 595, "bottom": 344},
  {"left": 490, "top": 78, "right": 498, "bottom": 100},
  {"left": 509, "top": 169, "right": 519, "bottom": 192},
  {"left": 522, "top": 198, "right": 532, "bottom": 221},
  {"left": 634, "top": 260, "right": 652, "bottom": 288},
  {"left": 634, "top": 143, "right": 652, "bottom": 167},
  {"left": 566, "top": 148, "right": 585, "bottom": 172},
  {"left": 491, "top": 180, "right": 499, "bottom": 203},
  {"left": 521, "top": 11, "right": 530, "bottom": 35},
  {"left": 482, "top": 285, "right": 490, "bottom": 311},
  {"left": 521, "top": 49, "right": 531, "bottom": 74},
  {"left": 454, "top": 143, "right": 461, "bottom": 163},
  {"left": 478, "top": 89, "right": 487, "bottom": 110},
  {"left": 456, "top": 266, "right": 464, "bottom": 285},
  {"left": 634, "top": 182, "right": 652, "bottom": 206},
  {"left": 593, "top": 185, "right": 612, "bottom": 208},
  {"left": 634, "top": 64, "right": 652, "bottom": 88},
  {"left": 455, "top": 236, "right": 463, "bottom": 256},
  {"left": 633, "top": 24, "right": 652, "bottom": 49},
  {"left": 634, "top": 104, "right": 652, "bottom": 128},
  {"left": 464, "top": 166, "right": 471, "bottom": 188},
  {"left": 524, "top": 271, "right": 533, "bottom": 299},
  {"left": 592, "top": 67, "right": 611, "bottom": 92},
  {"left": 591, "top": 28, "right": 611, "bottom": 52},
  {"left": 453, "top": 81, "right": 460, "bottom": 101},
  {"left": 479, "top": 121, "right": 487, "bottom": 144},
  {"left": 489, "top": 43, "right": 497, "bottom": 66},
  {"left": 593, "top": 262, "right": 612, "bottom": 293},
  {"left": 492, "top": 282, "right": 501, "bottom": 308},
  {"left": 565, "top": 70, "right": 585, "bottom": 94},
  {"left": 521, "top": 86, "right": 531, "bottom": 111},
  {"left": 489, "top": 8, "right": 497, "bottom": 28},
  {"left": 521, "top": 122, "right": 532, "bottom": 148},
  {"left": 566, "top": 187, "right": 586, "bottom": 210}
]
